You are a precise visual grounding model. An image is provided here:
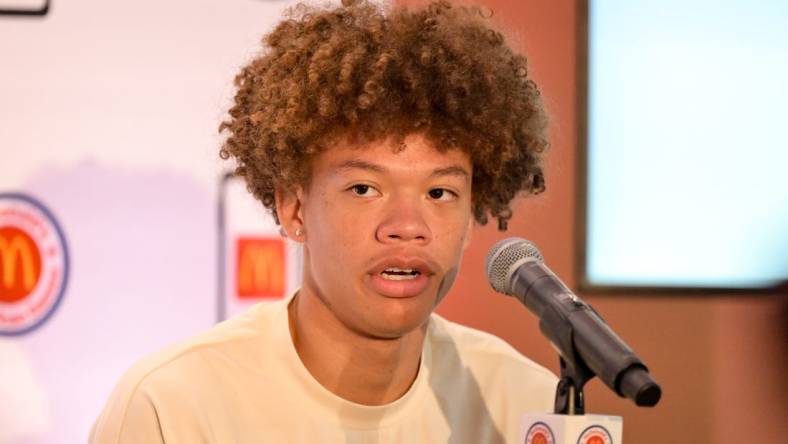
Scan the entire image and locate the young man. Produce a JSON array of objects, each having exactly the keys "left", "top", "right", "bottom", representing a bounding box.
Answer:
[{"left": 91, "top": 1, "right": 555, "bottom": 442}]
